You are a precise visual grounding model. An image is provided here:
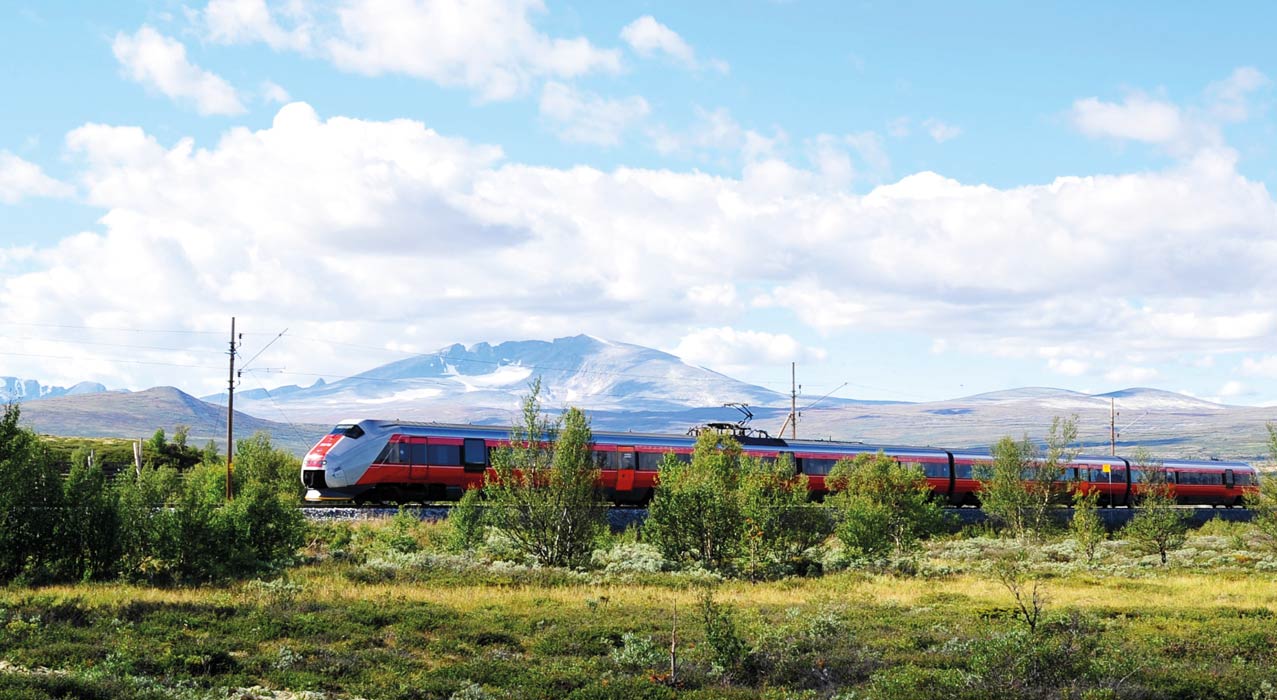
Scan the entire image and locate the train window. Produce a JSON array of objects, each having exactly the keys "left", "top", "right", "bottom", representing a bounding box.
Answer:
[
  {"left": 637, "top": 453, "right": 663, "bottom": 471},
  {"left": 673, "top": 453, "right": 692, "bottom": 464},
  {"left": 803, "top": 458, "right": 836, "bottom": 475},
  {"left": 427, "top": 444, "right": 461, "bottom": 466},
  {"left": 618, "top": 451, "right": 636, "bottom": 470},
  {"left": 954, "top": 464, "right": 974, "bottom": 479},
  {"left": 411, "top": 444, "right": 428, "bottom": 465},
  {"left": 1110, "top": 469, "right": 1127, "bottom": 482},
  {"left": 593, "top": 451, "right": 617, "bottom": 469},
  {"left": 374, "top": 442, "right": 407, "bottom": 465},
  {"left": 1236, "top": 472, "right": 1251, "bottom": 486},
  {"left": 463, "top": 439, "right": 487, "bottom": 469},
  {"left": 331, "top": 424, "right": 365, "bottom": 439},
  {"left": 921, "top": 462, "right": 948, "bottom": 479},
  {"left": 1075, "top": 468, "right": 1090, "bottom": 481}
]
